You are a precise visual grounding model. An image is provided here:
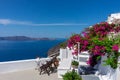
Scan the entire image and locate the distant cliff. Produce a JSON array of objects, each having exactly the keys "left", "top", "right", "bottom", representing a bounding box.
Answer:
[
  {"left": 47, "top": 41, "right": 67, "bottom": 57},
  {"left": 0, "top": 36, "right": 55, "bottom": 41}
]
